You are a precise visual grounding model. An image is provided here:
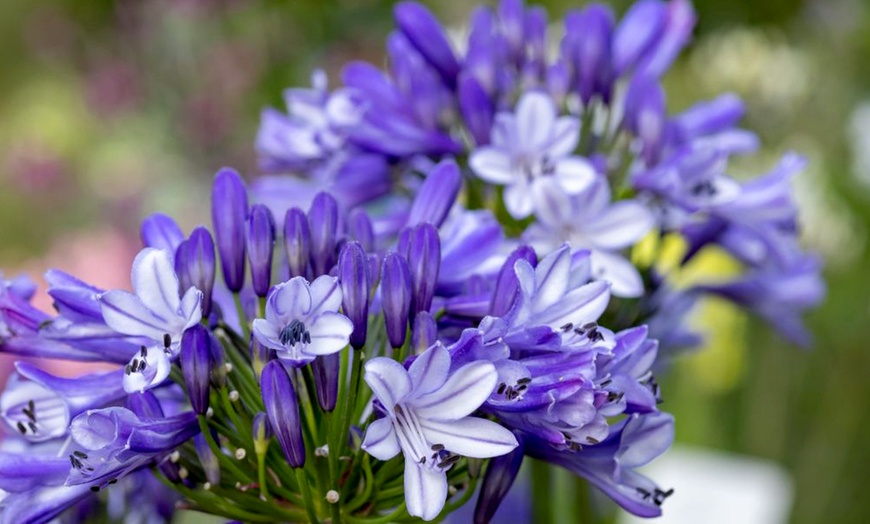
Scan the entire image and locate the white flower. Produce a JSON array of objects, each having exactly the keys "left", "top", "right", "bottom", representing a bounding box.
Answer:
[
  {"left": 252, "top": 275, "right": 354, "bottom": 366},
  {"left": 362, "top": 344, "right": 518, "bottom": 521},
  {"left": 469, "top": 90, "right": 595, "bottom": 219}
]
